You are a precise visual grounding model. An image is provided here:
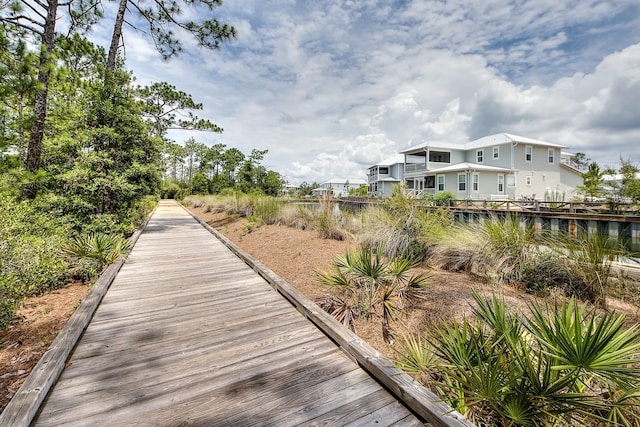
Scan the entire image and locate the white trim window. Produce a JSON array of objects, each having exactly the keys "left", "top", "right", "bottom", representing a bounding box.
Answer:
[
  {"left": 497, "top": 174, "right": 504, "bottom": 193},
  {"left": 437, "top": 174, "right": 445, "bottom": 192},
  {"left": 472, "top": 173, "right": 479, "bottom": 192},
  {"left": 458, "top": 173, "right": 466, "bottom": 192},
  {"left": 525, "top": 145, "right": 532, "bottom": 162},
  {"left": 476, "top": 149, "right": 484, "bottom": 163},
  {"left": 492, "top": 146, "right": 499, "bottom": 160},
  {"left": 548, "top": 148, "right": 555, "bottom": 164},
  {"left": 526, "top": 176, "right": 532, "bottom": 186},
  {"left": 507, "top": 174, "right": 516, "bottom": 187}
]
